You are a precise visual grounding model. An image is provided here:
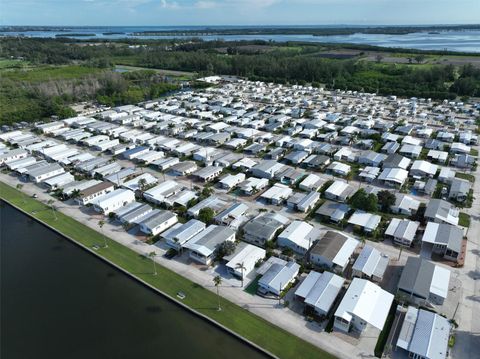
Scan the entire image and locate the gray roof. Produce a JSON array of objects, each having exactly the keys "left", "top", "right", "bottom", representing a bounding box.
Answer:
[
  {"left": 398, "top": 257, "right": 435, "bottom": 299},
  {"left": 243, "top": 213, "right": 289, "bottom": 242},
  {"left": 397, "top": 307, "right": 450, "bottom": 359},
  {"left": 259, "top": 261, "right": 300, "bottom": 290},
  {"left": 140, "top": 210, "right": 176, "bottom": 230},
  {"left": 27, "top": 163, "right": 63, "bottom": 178},
  {"left": 315, "top": 200, "right": 350, "bottom": 221},
  {"left": 424, "top": 199, "right": 455, "bottom": 220},
  {"left": 449, "top": 178, "right": 471, "bottom": 196},
  {"left": 310, "top": 231, "right": 348, "bottom": 261}
]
